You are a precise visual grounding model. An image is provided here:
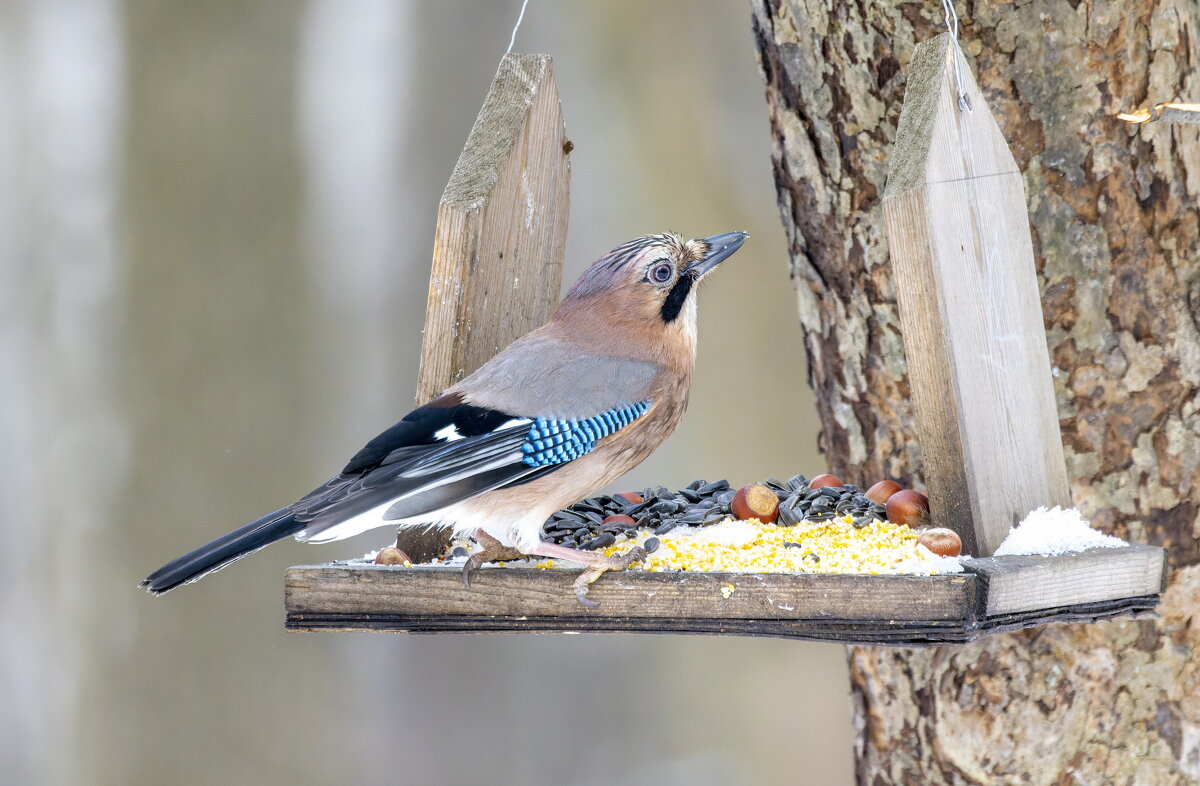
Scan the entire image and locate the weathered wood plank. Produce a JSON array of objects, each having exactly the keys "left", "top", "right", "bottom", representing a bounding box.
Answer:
[
  {"left": 963, "top": 545, "right": 1166, "bottom": 615},
  {"left": 883, "top": 34, "right": 1071, "bottom": 556},
  {"left": 285, "top": 564, "right": 979, "bottom": 623},
  {"left": 415, "top": 52, "right": 570, "bottom": 404},
  {"left": 284, "top": 548, "right": 1165, "bottom": 644}
]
